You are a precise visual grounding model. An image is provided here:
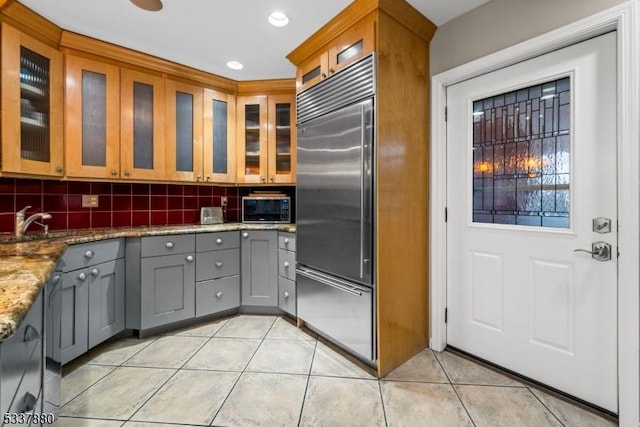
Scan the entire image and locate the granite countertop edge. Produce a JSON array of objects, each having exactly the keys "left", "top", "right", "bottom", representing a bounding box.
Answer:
[{"left": 0, "top": 223, "right": 296, "bottom": 342}]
